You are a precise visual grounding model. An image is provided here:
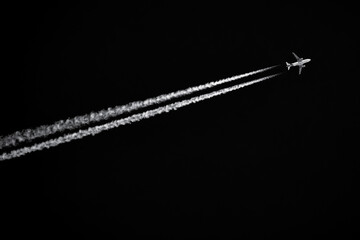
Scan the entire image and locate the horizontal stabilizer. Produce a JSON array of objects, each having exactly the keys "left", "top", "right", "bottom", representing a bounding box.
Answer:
[{"left": 286, "top": 62, "right": 291, "bottom": 70}]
